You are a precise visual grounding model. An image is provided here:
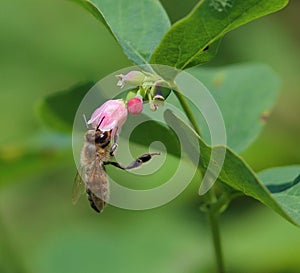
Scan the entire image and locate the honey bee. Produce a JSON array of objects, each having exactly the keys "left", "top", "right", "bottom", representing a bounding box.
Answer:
[{"left": 72, "top": 128, "right": 160, "bottom": 213}]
